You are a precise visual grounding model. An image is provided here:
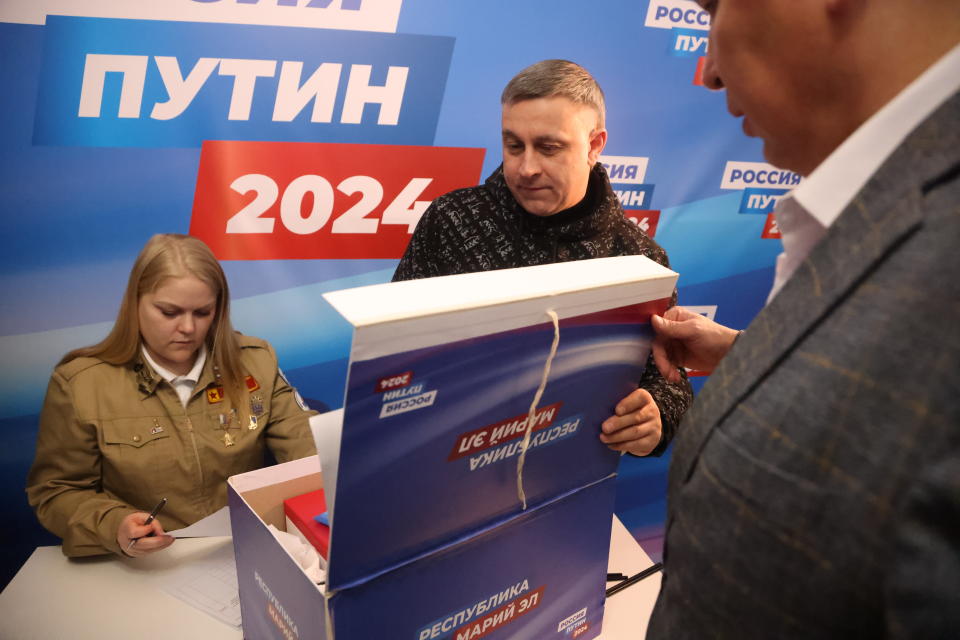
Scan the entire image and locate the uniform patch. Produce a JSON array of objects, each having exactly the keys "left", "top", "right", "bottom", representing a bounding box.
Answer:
[
  {"left": 245, "top": 375, "right": 260, "bottom": 392},
  {"left": 250, "top": 394, "right": 264, "bottom": 416},
  {"left": 293, "top": 390, "right": 309, "bottom": 411},
  {"left": 207, "top": 386, "right": 224, "bottom": 403},
  {"left": 279, "top": 367, "right": 310, "bottom": 411}
]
